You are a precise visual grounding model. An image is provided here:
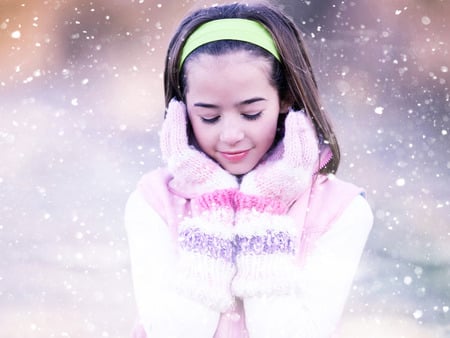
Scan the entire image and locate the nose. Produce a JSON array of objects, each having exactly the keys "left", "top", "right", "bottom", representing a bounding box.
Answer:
[{"left": 219, "top": 116, "right": 244, "bottom": 144}]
